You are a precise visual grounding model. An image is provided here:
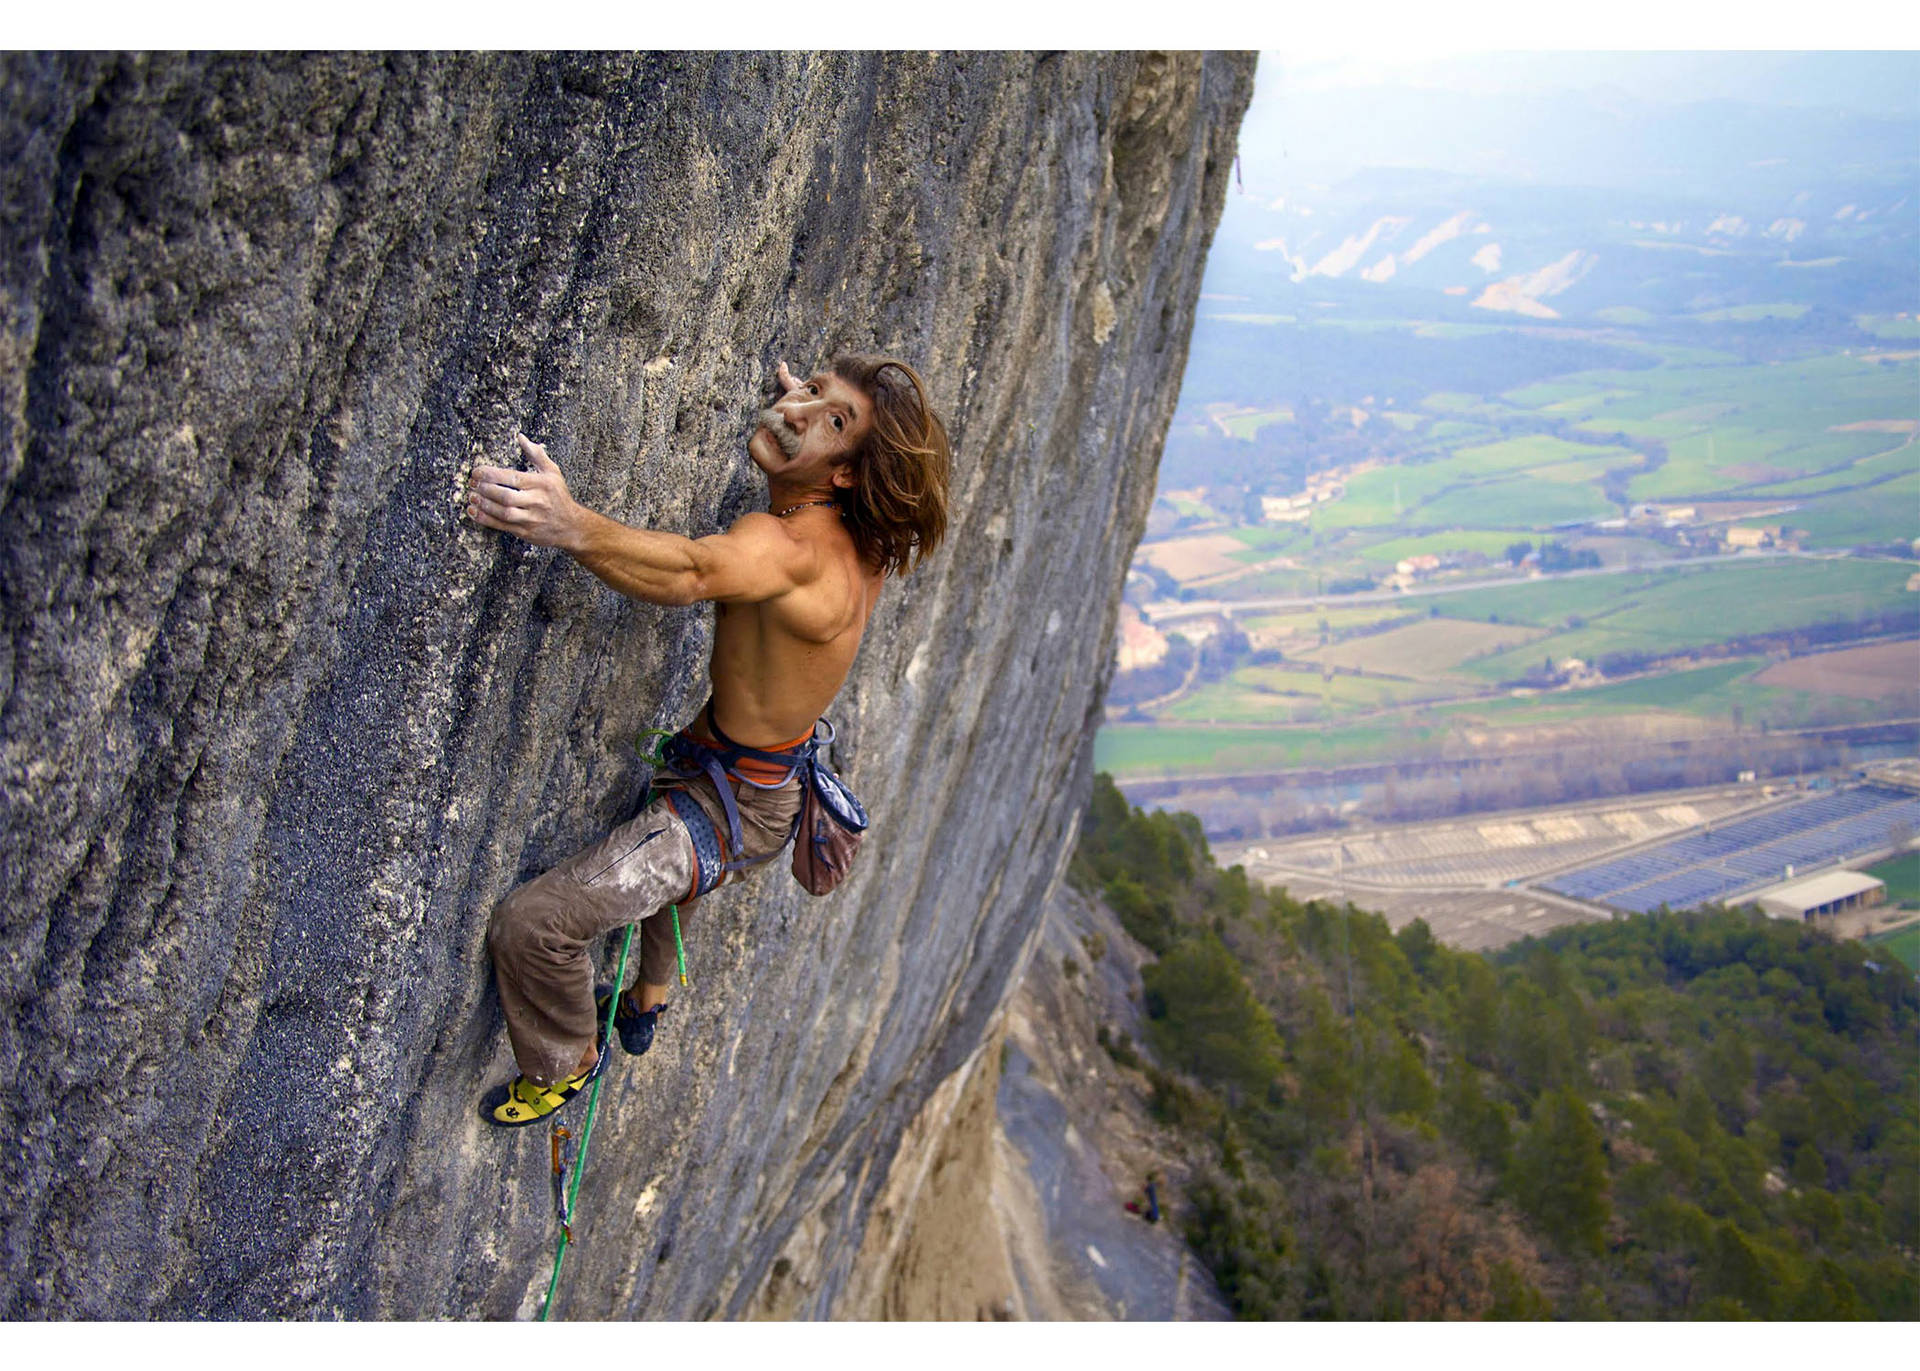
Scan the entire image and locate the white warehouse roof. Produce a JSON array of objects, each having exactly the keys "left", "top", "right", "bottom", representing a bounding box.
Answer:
[{"left": 1753, "top": 870, "right": 1885, "bottom": 915}]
